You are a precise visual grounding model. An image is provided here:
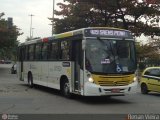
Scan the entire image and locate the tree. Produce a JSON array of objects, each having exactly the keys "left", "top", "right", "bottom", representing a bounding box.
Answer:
[
  {"left": 0, "top": 12, "right": 21, "bottom": 60},
  {"left": 136, "top": 38, "right": 160, "bottom": 68},
  {"left": 52, "top": 0, "right": 160, "bottom": 37},
  {"left": 51, "top": 0, "right": 160, "bottom": 67}
]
